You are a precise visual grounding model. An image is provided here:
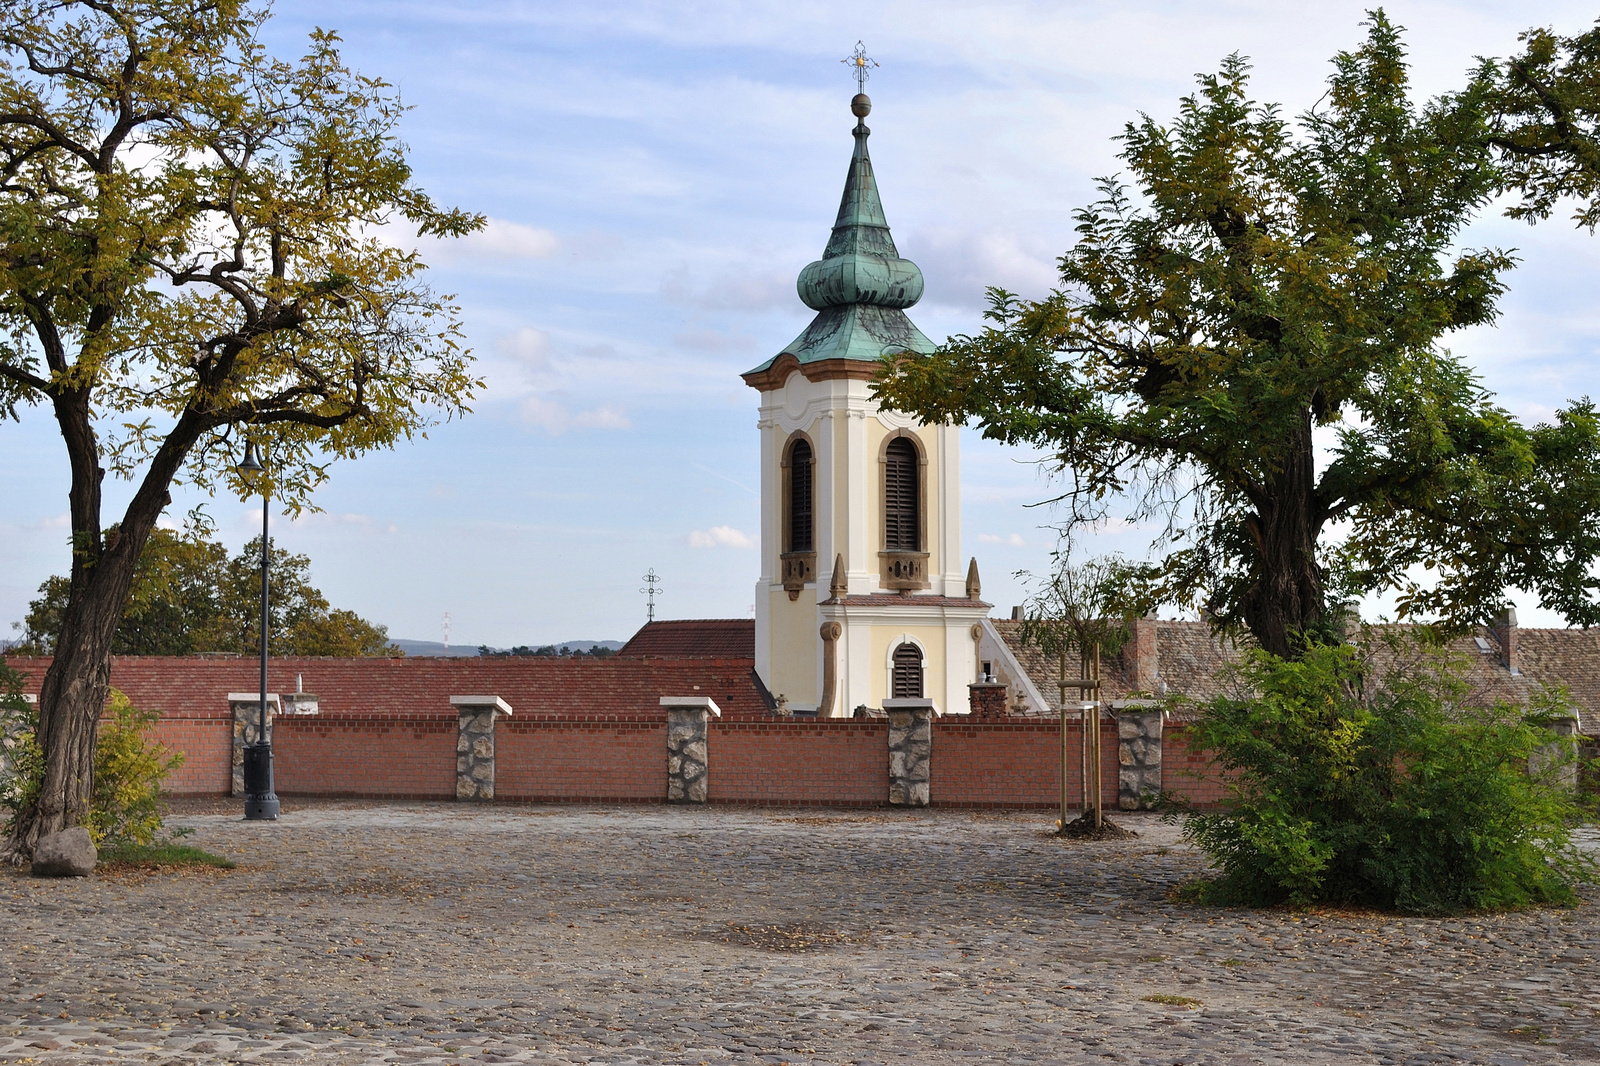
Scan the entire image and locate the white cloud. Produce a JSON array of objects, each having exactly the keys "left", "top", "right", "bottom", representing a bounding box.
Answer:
[
  {"left": 458, "top": 218, "right": 561, "bottom": 259},
  {"left": 519, "top": 396, "right": 632, "bottom": 435},
  {"left": 494, "top": 327, "right": 552, "bottom": 369},
  {"left": 978, "top": 532, "right": 1026, "bottom": 547},
  {"left": 376, "top": 217, "right": 561, "bottom": 265},
  {"left": 688, "top": 525, "right": 756, "bottom": 549}
]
